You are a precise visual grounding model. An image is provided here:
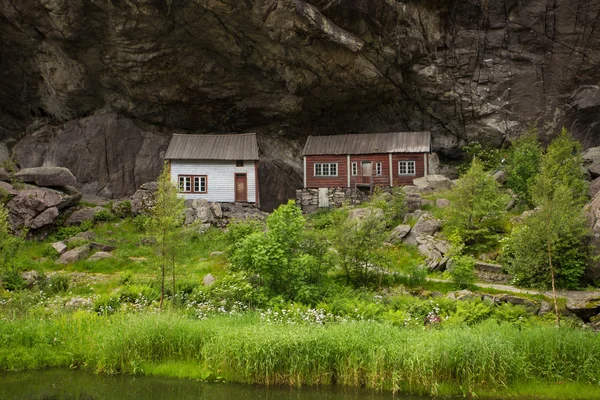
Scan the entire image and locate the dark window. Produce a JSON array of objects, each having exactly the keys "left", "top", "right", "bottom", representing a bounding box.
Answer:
[{"left": 236, "top": 160, "right": 244, "bottom": 167}]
